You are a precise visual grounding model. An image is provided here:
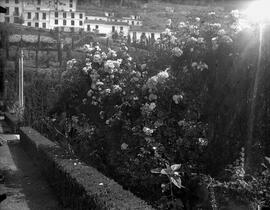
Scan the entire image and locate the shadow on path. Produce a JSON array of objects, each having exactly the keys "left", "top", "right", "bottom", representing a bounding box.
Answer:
[{"left": 0, "top": 141, "right": 68, "bottom": 210}]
